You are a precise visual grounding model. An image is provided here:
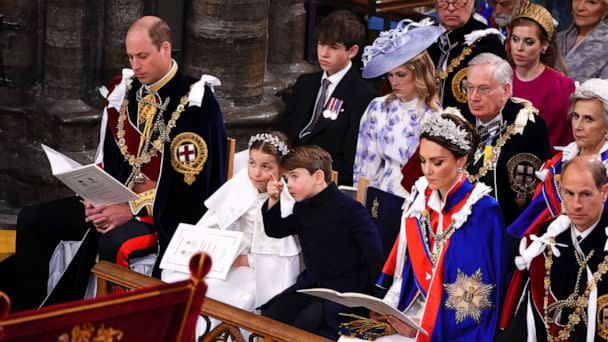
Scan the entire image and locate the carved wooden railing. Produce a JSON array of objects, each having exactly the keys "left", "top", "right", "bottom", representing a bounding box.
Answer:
[{"left": 92, "top": 261, "right": 331, "bottom": 342}]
